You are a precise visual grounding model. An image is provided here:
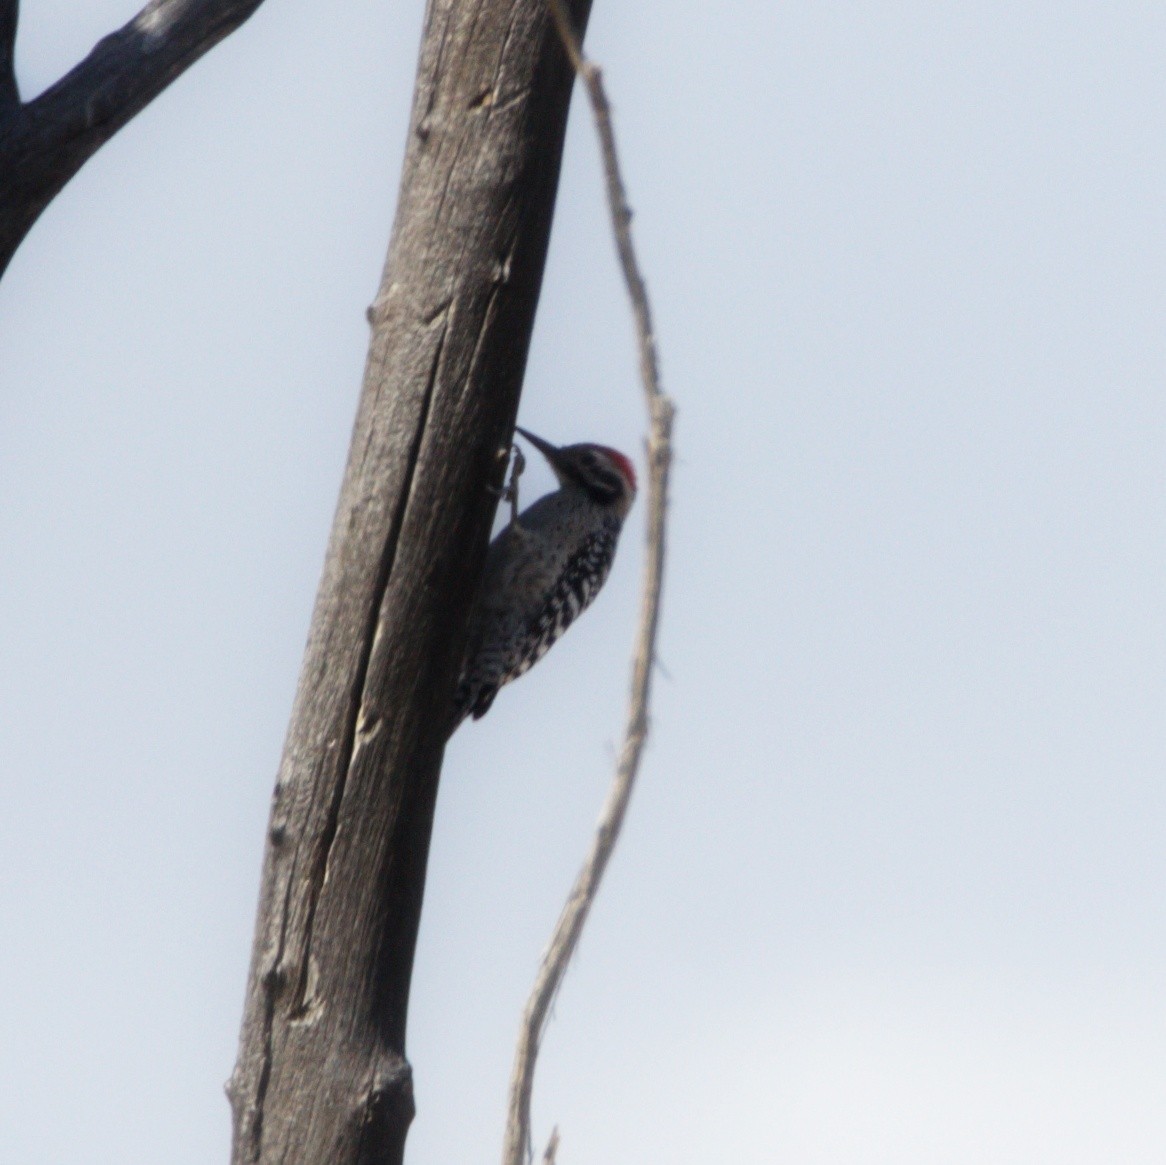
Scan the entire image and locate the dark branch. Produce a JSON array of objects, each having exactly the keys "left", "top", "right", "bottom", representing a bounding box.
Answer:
[
  {"left": 0, "top": 0, "right": 16, "bottom": 108},
  {"left": 0, "top": 0, "right": 267, "bottom": 277}
]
